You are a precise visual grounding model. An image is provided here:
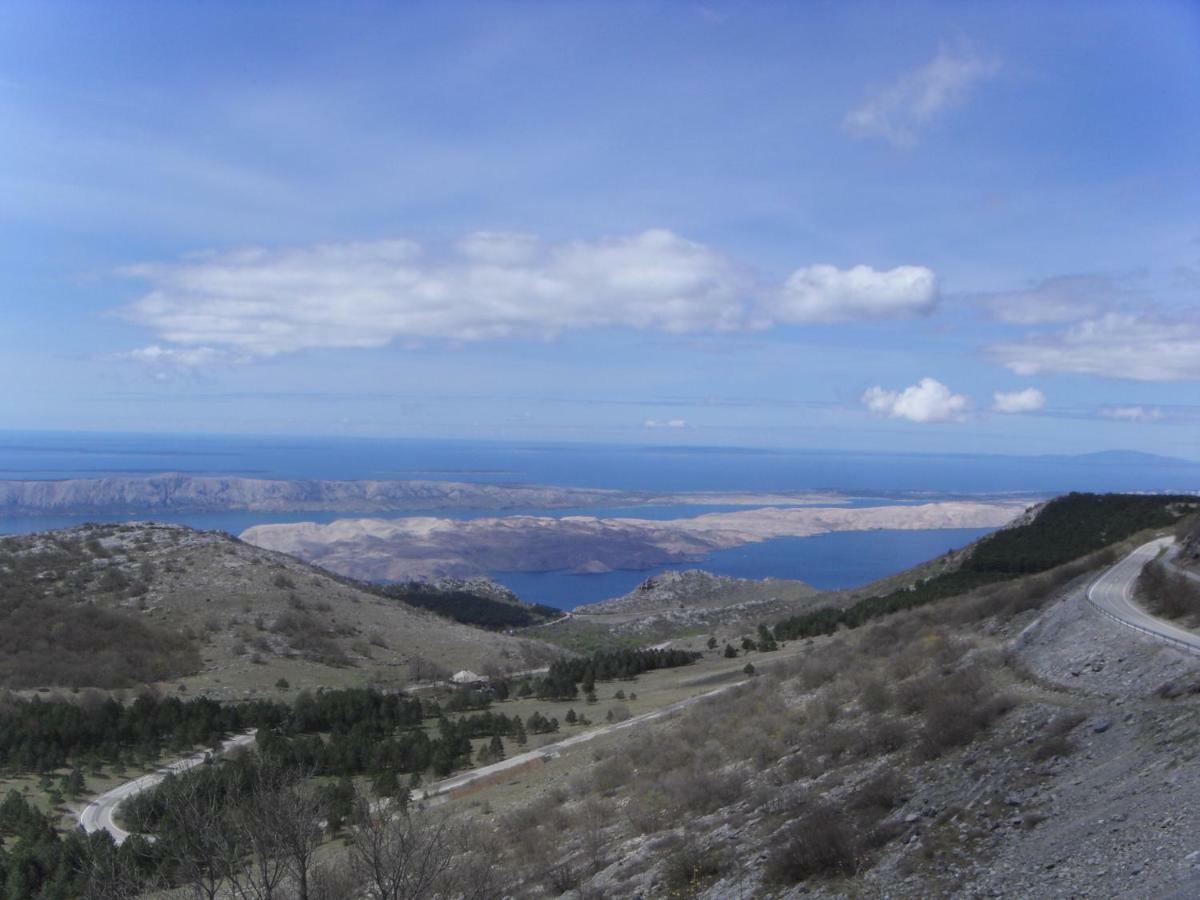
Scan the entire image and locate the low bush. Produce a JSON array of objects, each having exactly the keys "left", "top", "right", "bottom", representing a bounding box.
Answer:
[
  {"left": 661, "top": 836, "right": 727, "bottom": 892},
  {"left": 1138, "top": 560, "right": 1200, "bottom": 620},
  {"left": 764, "top": 803, "right": 859, "bottom": 883}
]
